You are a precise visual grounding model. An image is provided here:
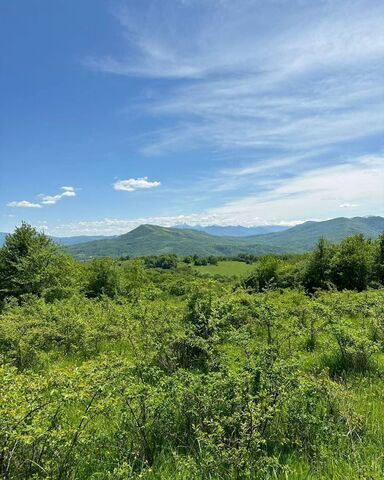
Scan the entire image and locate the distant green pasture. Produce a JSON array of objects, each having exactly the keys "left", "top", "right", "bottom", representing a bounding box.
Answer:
[{"left": 192, "top": 260, "right": 255, "bottom": 277}]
